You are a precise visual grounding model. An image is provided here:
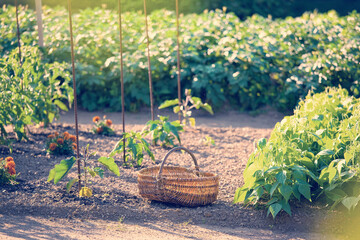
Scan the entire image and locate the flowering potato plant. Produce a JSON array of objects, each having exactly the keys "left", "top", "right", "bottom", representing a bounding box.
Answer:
[
  {"left": 46, "top": 131, "right": 77, "bottom": 155},
  {"left": 92, "top": 116, "right": 115, "bottom": 136},
  {"left": 0, "top": 157, "right": 17, "bottom": 185}
]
